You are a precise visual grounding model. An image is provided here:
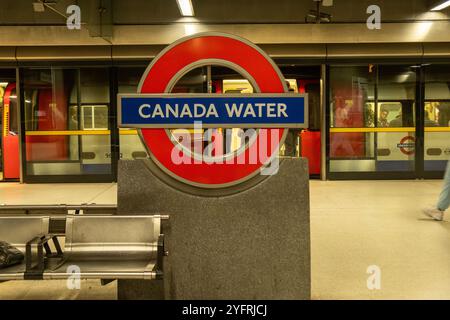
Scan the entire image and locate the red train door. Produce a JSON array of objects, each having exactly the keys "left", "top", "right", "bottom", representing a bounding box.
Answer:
[
  {"left": 298, "top": 79, "right": 321, "bottom": 176},
  {"left": 1, "top": 83, "right": 20, "bottom": 180}
]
